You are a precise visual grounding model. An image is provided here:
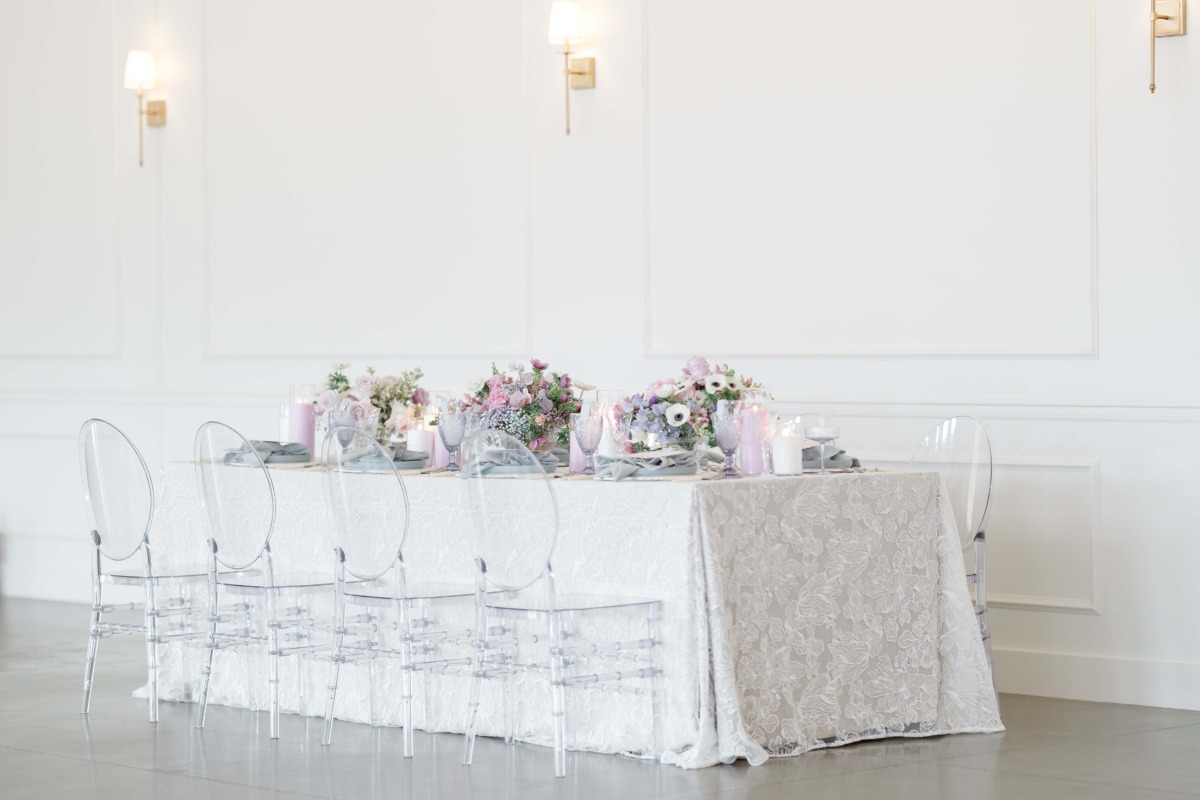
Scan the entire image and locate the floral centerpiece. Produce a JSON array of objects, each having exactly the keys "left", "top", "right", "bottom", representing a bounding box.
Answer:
[
  {"left": 615, "top": 356, "right": 766, "bottom": 452},
  {"left": 315, "top": 363, "right": 429, "bottom": 441},
  {"left": 461, "top": 359, "right": 586, "bottom": 452}
]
